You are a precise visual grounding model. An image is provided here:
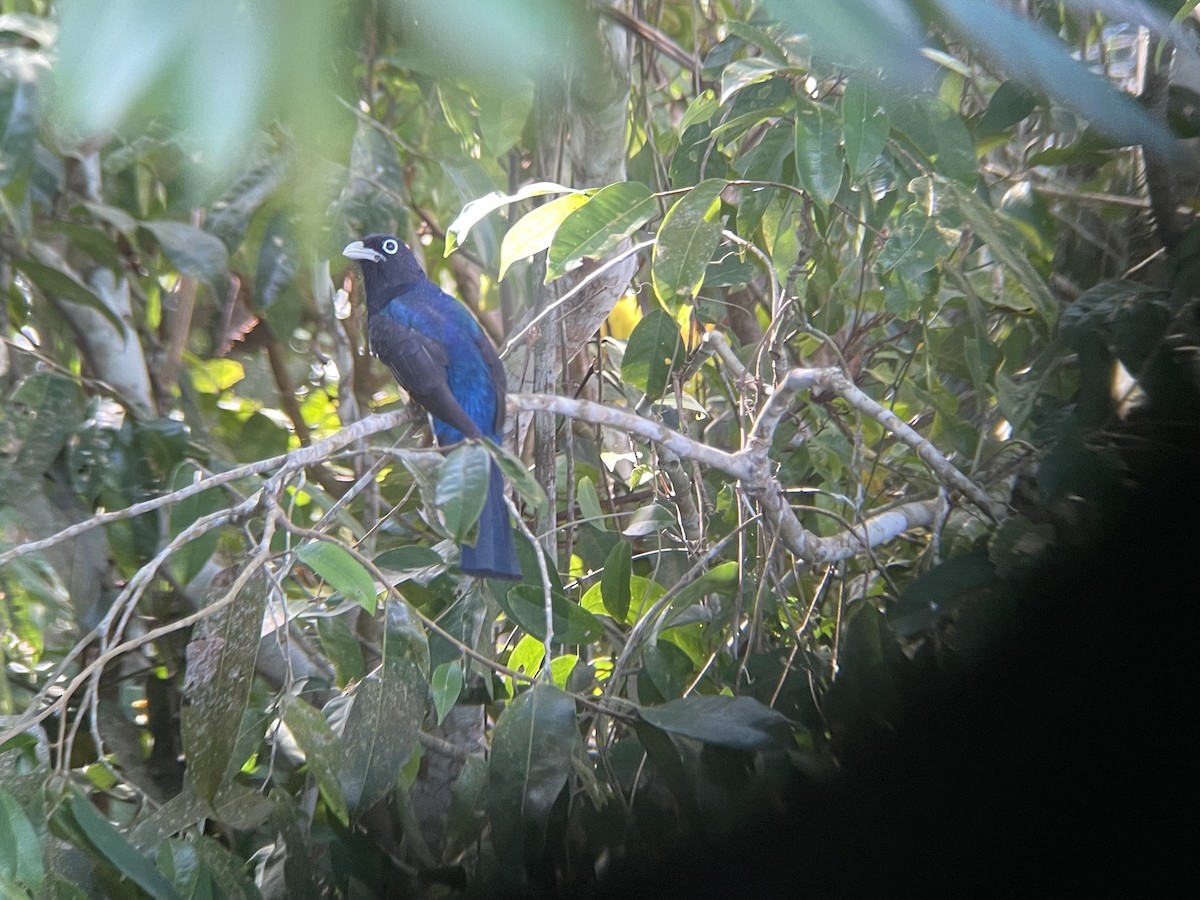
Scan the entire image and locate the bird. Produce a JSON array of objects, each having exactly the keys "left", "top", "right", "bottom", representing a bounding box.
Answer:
[{"left": 343, "top": 234, "right": 521, "bottom": 581}]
